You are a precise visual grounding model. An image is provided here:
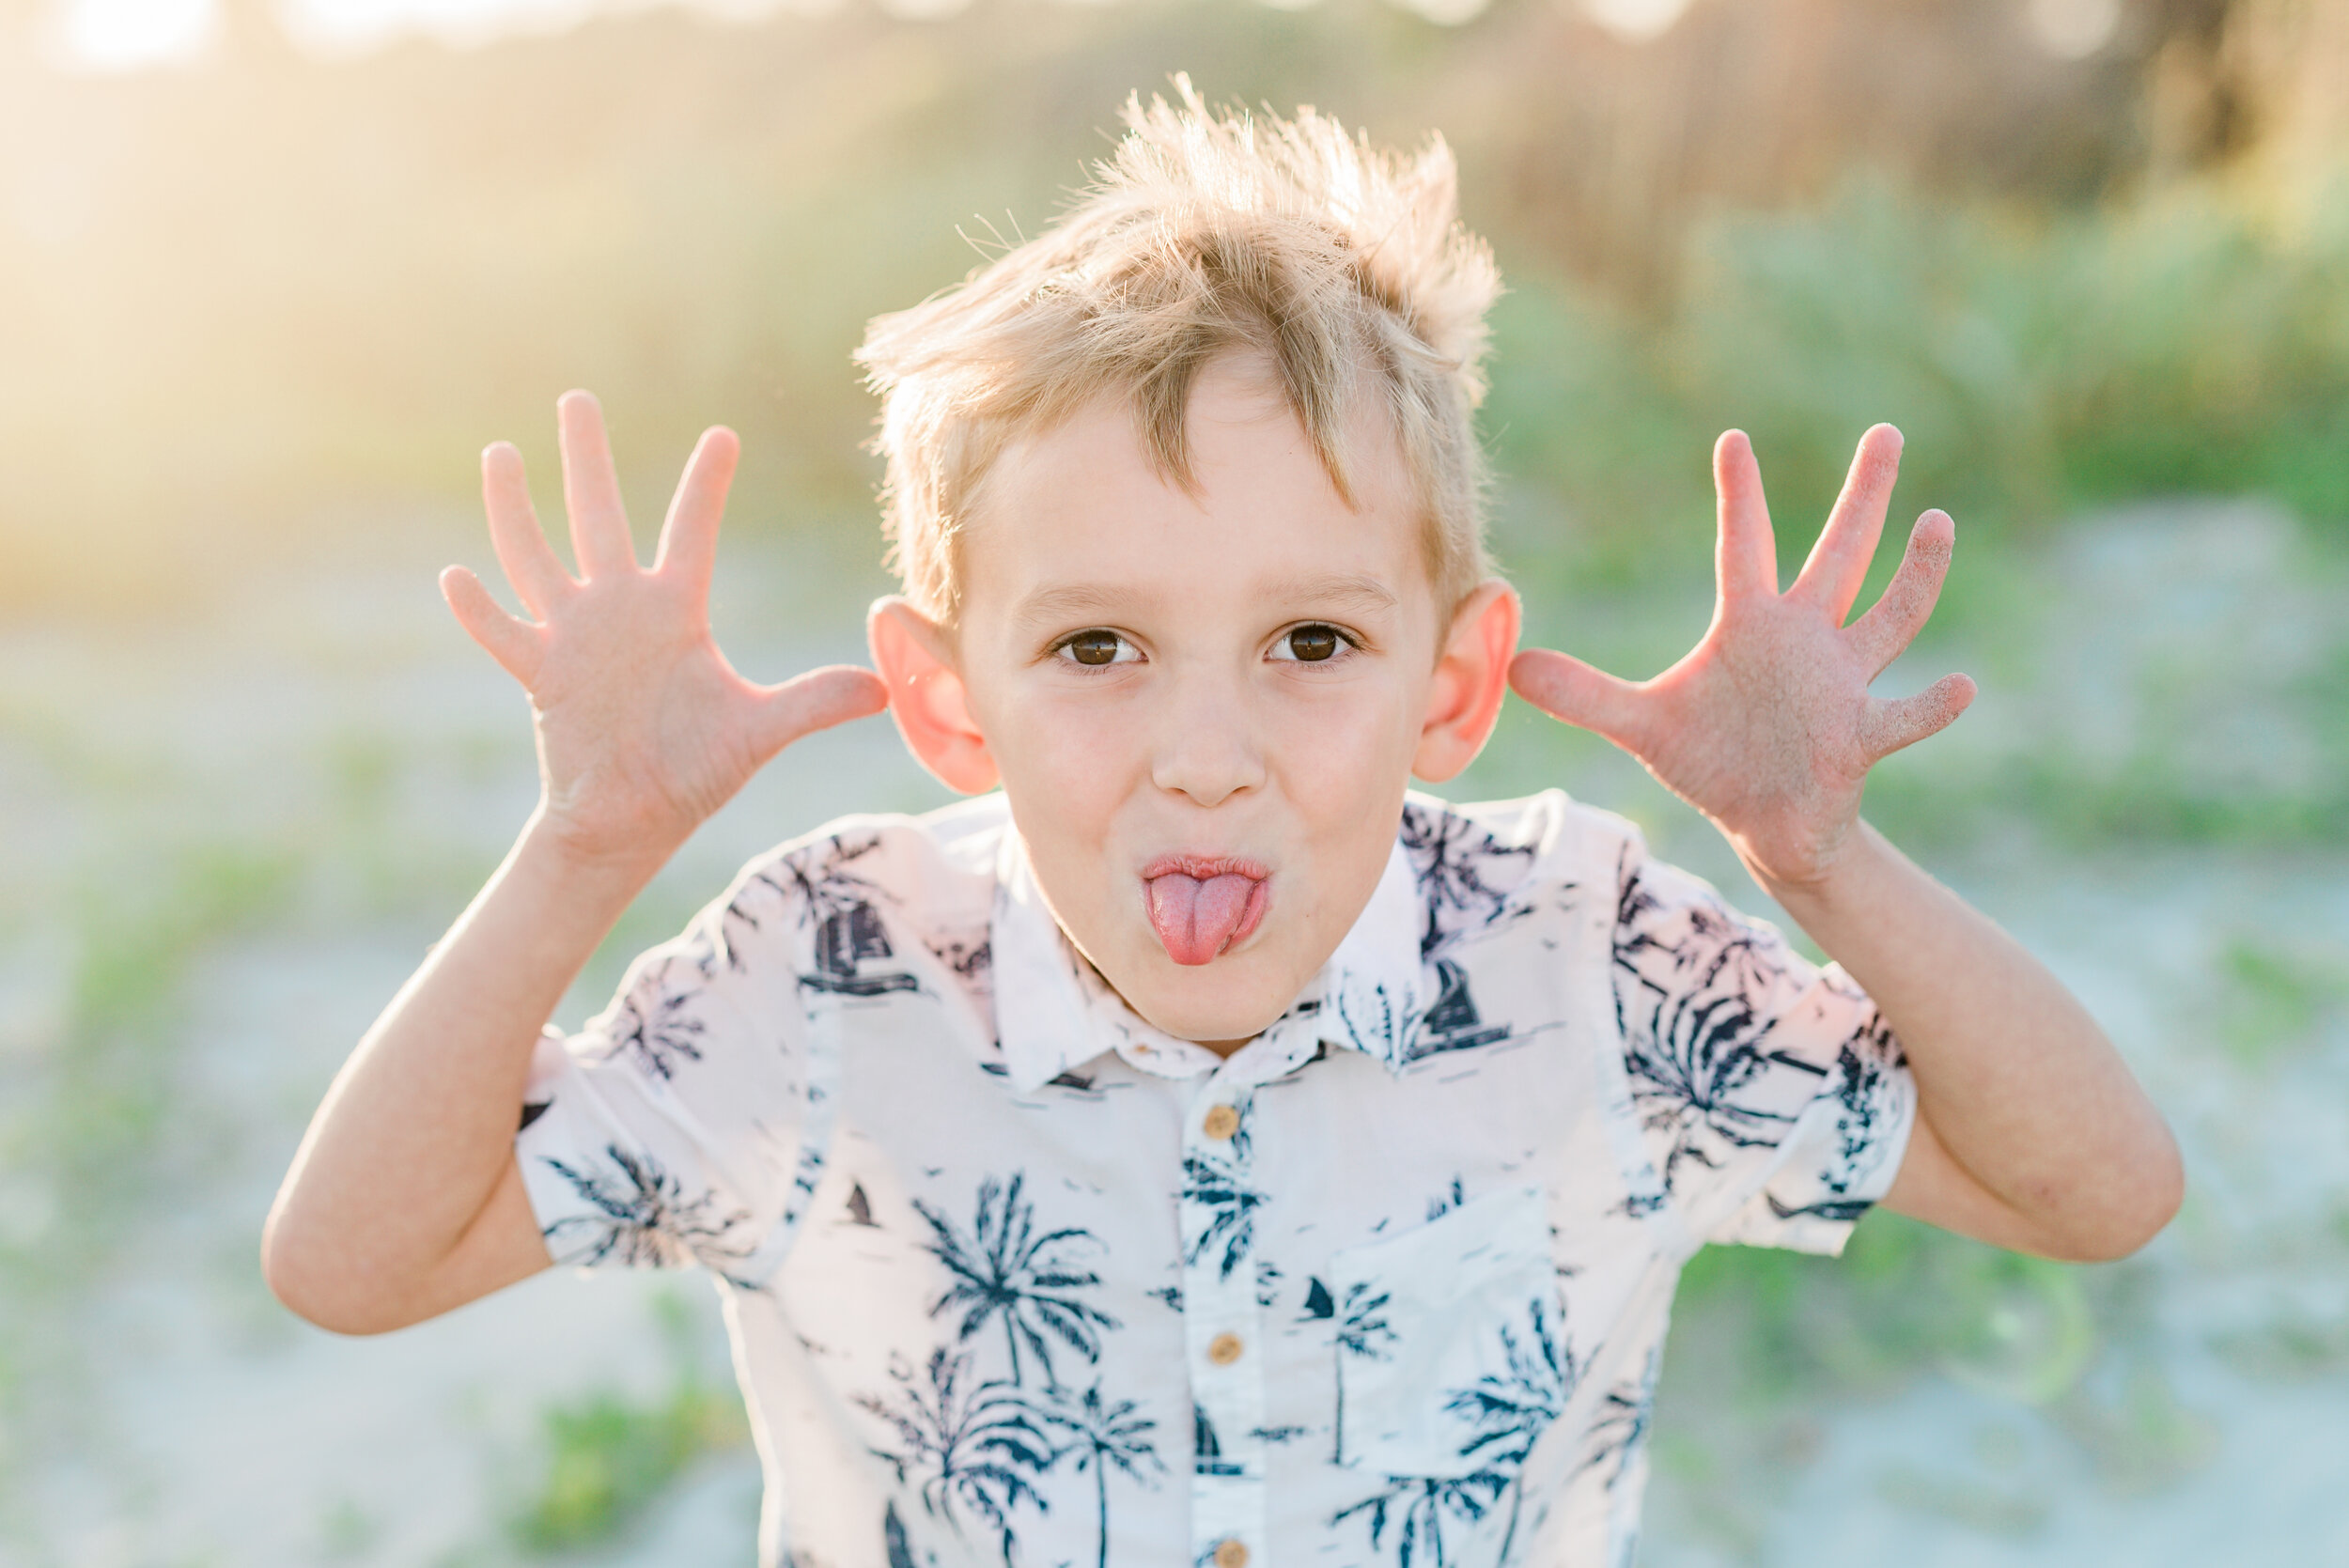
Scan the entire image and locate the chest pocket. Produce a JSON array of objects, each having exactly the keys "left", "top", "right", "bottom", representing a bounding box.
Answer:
[{"left": 1329, "top": 1185, "right": 1563, "bottom": 1479}]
